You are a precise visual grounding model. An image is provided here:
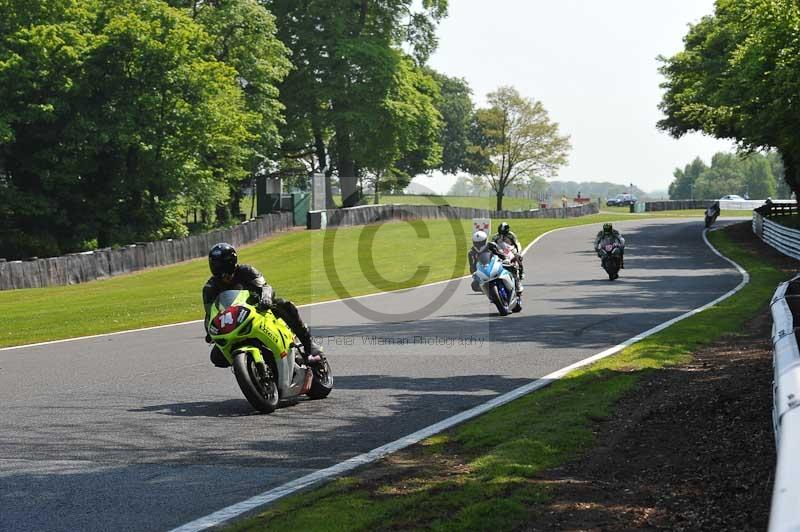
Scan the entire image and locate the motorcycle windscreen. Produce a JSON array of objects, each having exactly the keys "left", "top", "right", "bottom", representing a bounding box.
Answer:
[
  {"left": 477, "top": 251, "right": 493, "bottom": 266},
  {"left": 215, "top": 290, "right": 249, "bottom": 312}
]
